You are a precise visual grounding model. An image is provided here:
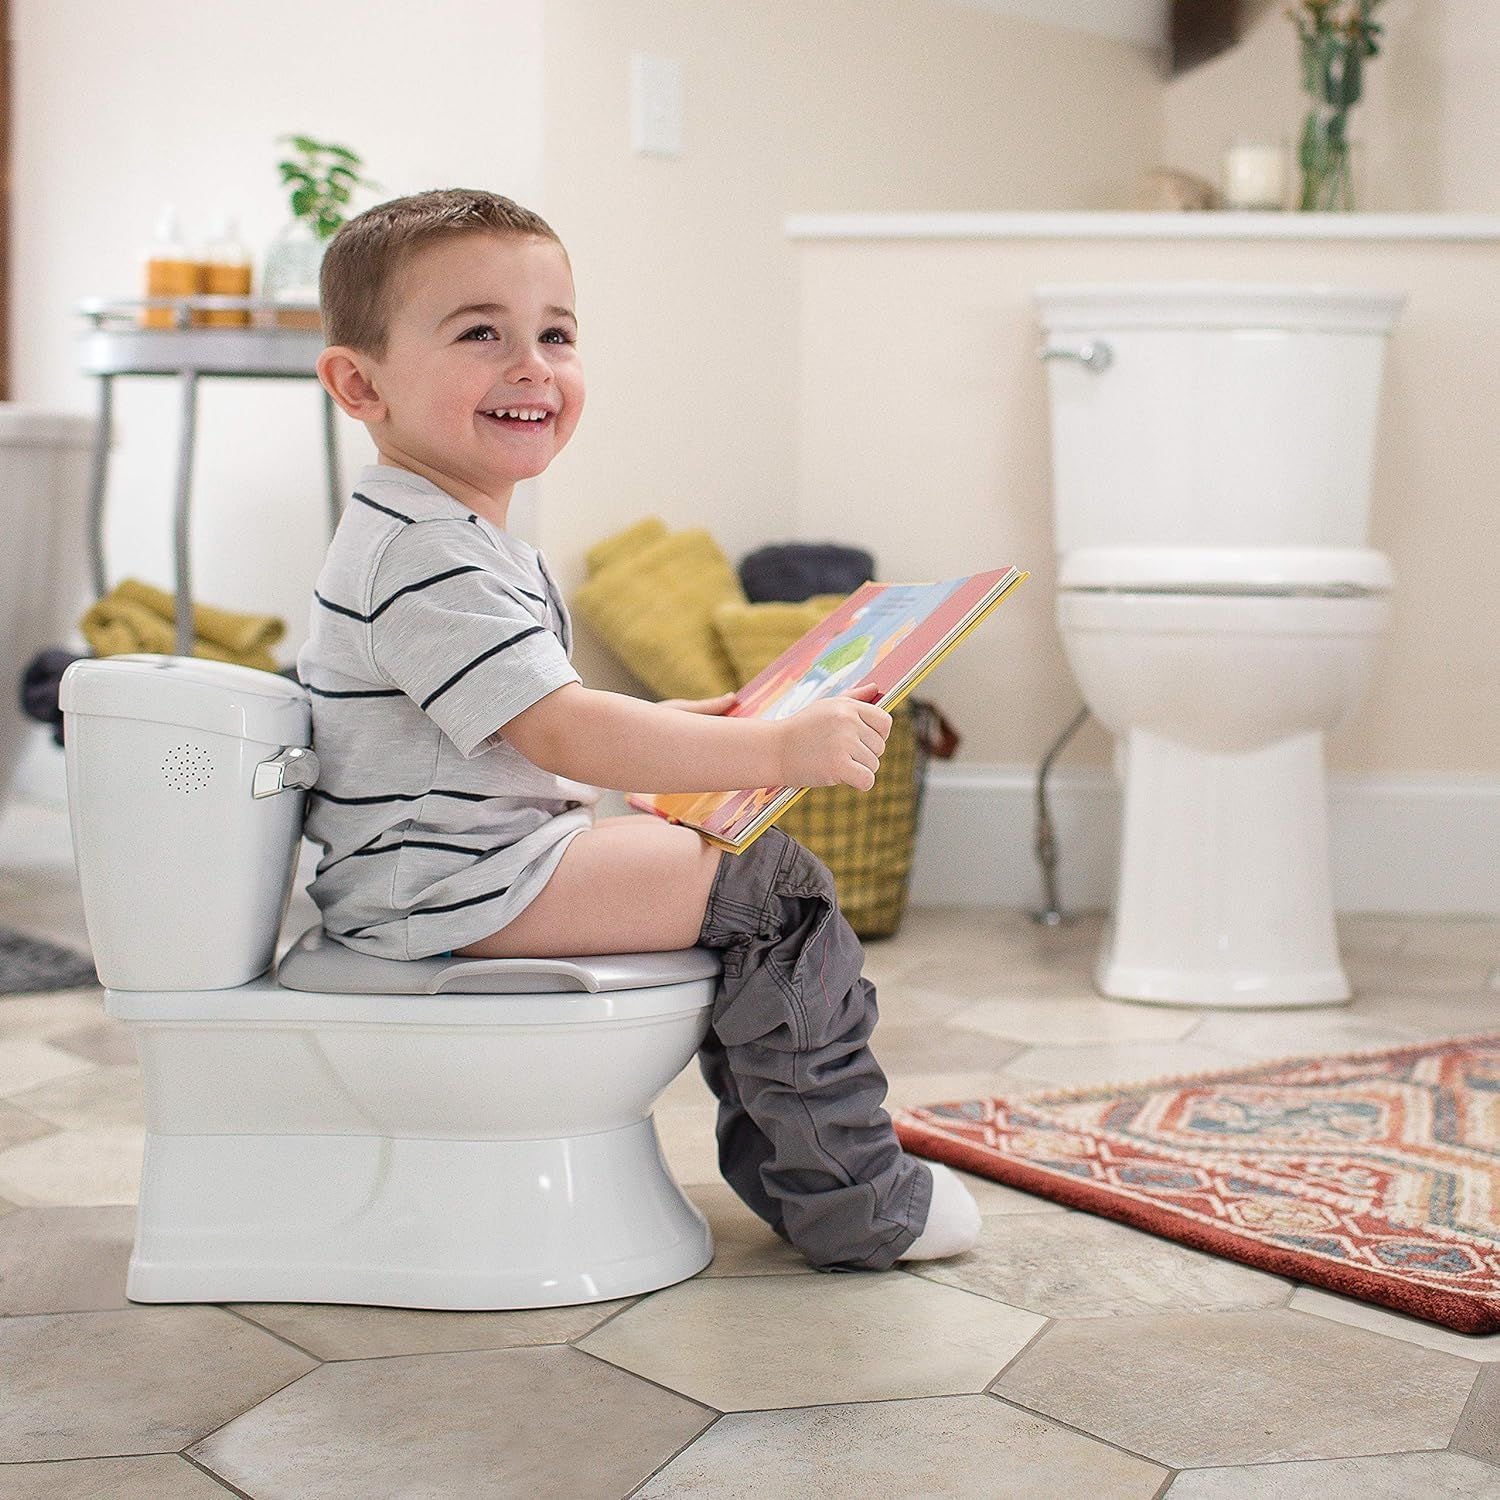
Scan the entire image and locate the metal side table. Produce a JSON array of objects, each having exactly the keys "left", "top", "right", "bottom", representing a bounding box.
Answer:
[{"left": 77, "top": 296, "right": 343, "bottom": 656}]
